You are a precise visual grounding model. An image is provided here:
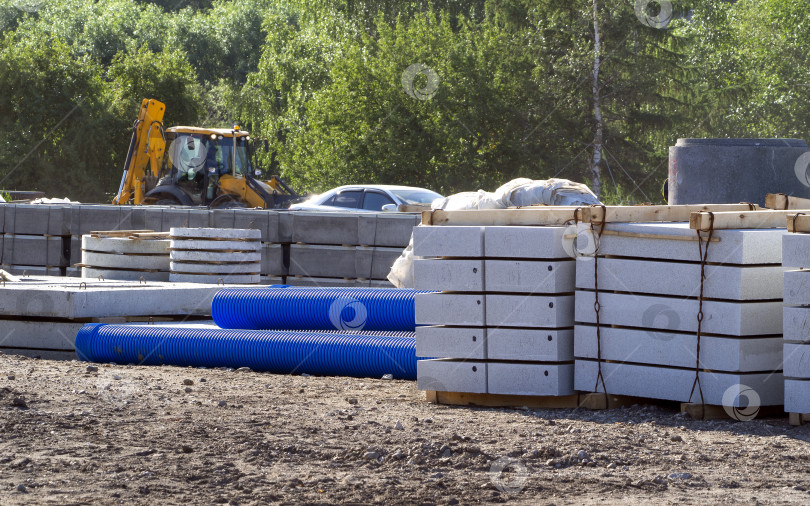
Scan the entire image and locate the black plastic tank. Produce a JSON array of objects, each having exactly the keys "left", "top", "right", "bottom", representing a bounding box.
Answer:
[{"left": 668, "top": 138, "right": 810, "bottom": 206}]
